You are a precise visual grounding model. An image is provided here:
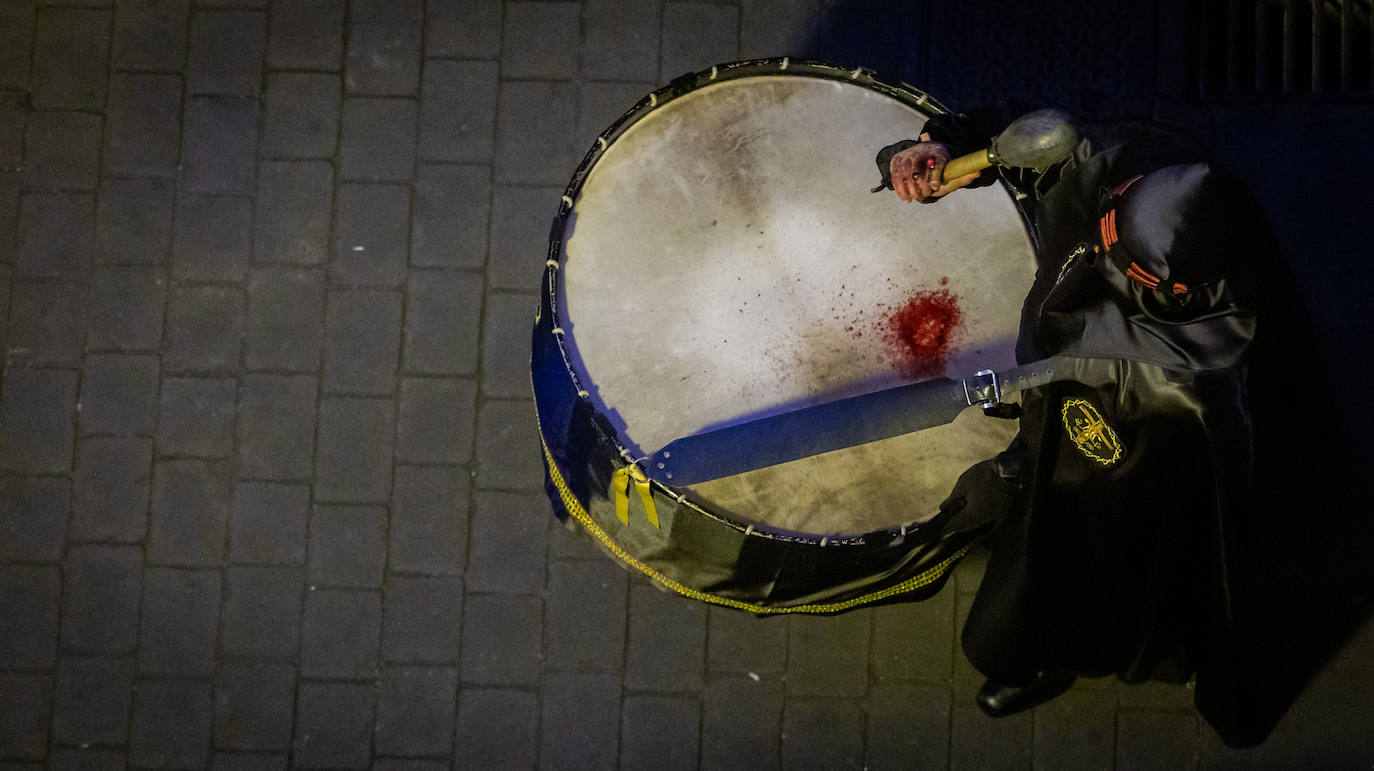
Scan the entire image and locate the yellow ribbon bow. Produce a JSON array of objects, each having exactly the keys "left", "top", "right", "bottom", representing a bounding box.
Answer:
[{"left": 611, "top": 464, "right": 660, "bottom": 529}]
